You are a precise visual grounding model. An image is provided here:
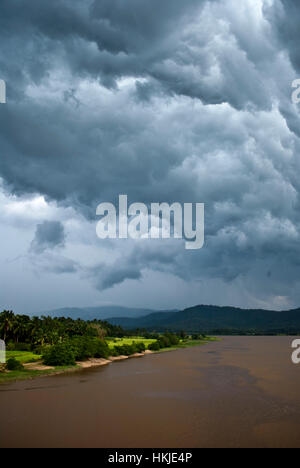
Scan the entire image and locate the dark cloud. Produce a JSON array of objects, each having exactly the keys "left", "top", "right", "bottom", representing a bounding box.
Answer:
[
  {"left": 269, "top": 0, "right": 300, "bottom": 72},
  {"left": 31, "top": 221, "right": 66, "bottom": 253},
  {"left": 1, "top": 0, "right": 300, "bottom": 310}
]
